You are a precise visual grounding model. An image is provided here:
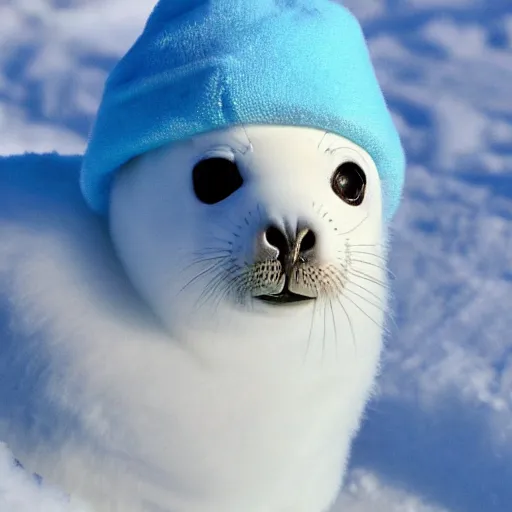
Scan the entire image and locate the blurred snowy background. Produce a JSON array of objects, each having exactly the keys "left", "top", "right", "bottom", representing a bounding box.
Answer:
[{"left": 0, "top": 0, "right": 511, "bottom": 510}]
